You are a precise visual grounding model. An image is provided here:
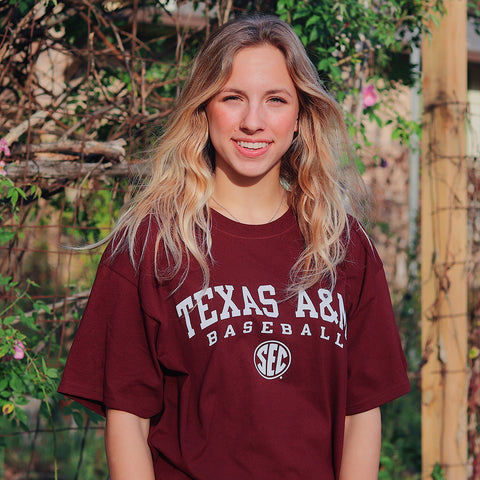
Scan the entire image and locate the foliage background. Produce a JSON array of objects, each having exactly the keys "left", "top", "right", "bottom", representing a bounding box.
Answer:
[{"left": 1, "top": 0, "right": 478, "bottom": 478}]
